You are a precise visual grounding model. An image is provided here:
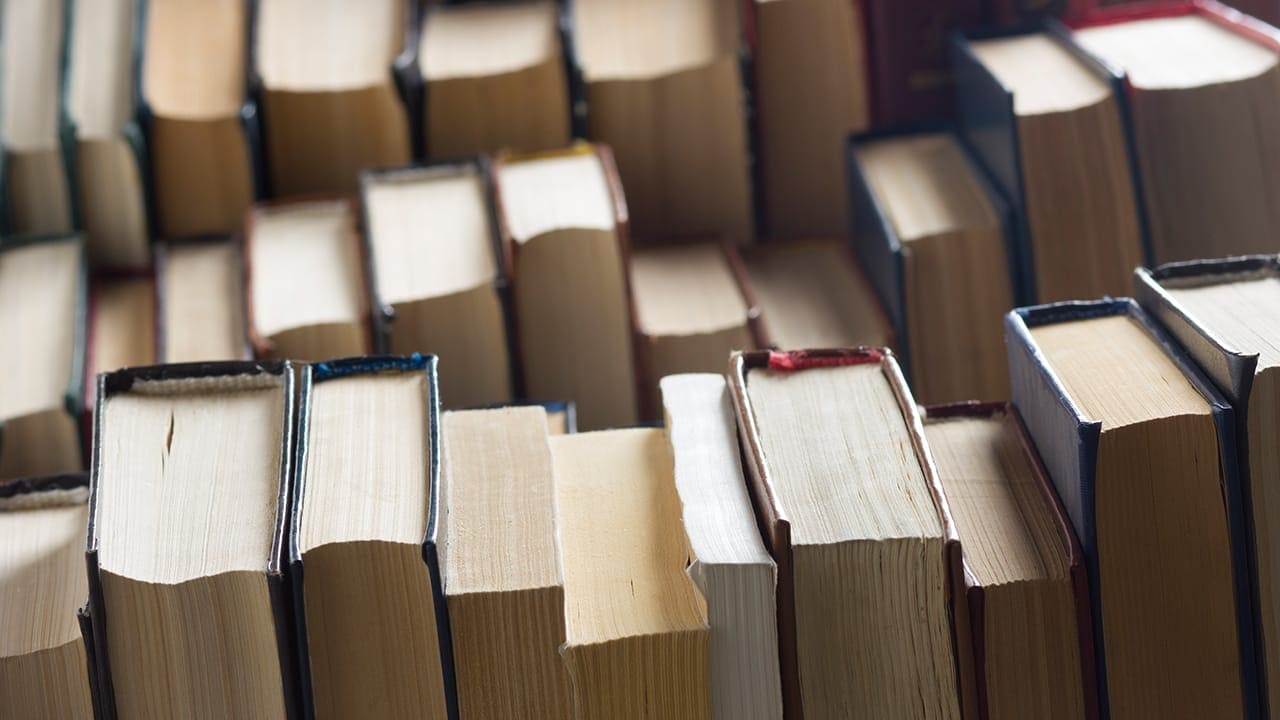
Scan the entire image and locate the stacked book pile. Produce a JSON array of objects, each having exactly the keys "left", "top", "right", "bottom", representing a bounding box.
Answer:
[{"left": 4, "top": 0, "right": 1280, "bottom": 718}]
